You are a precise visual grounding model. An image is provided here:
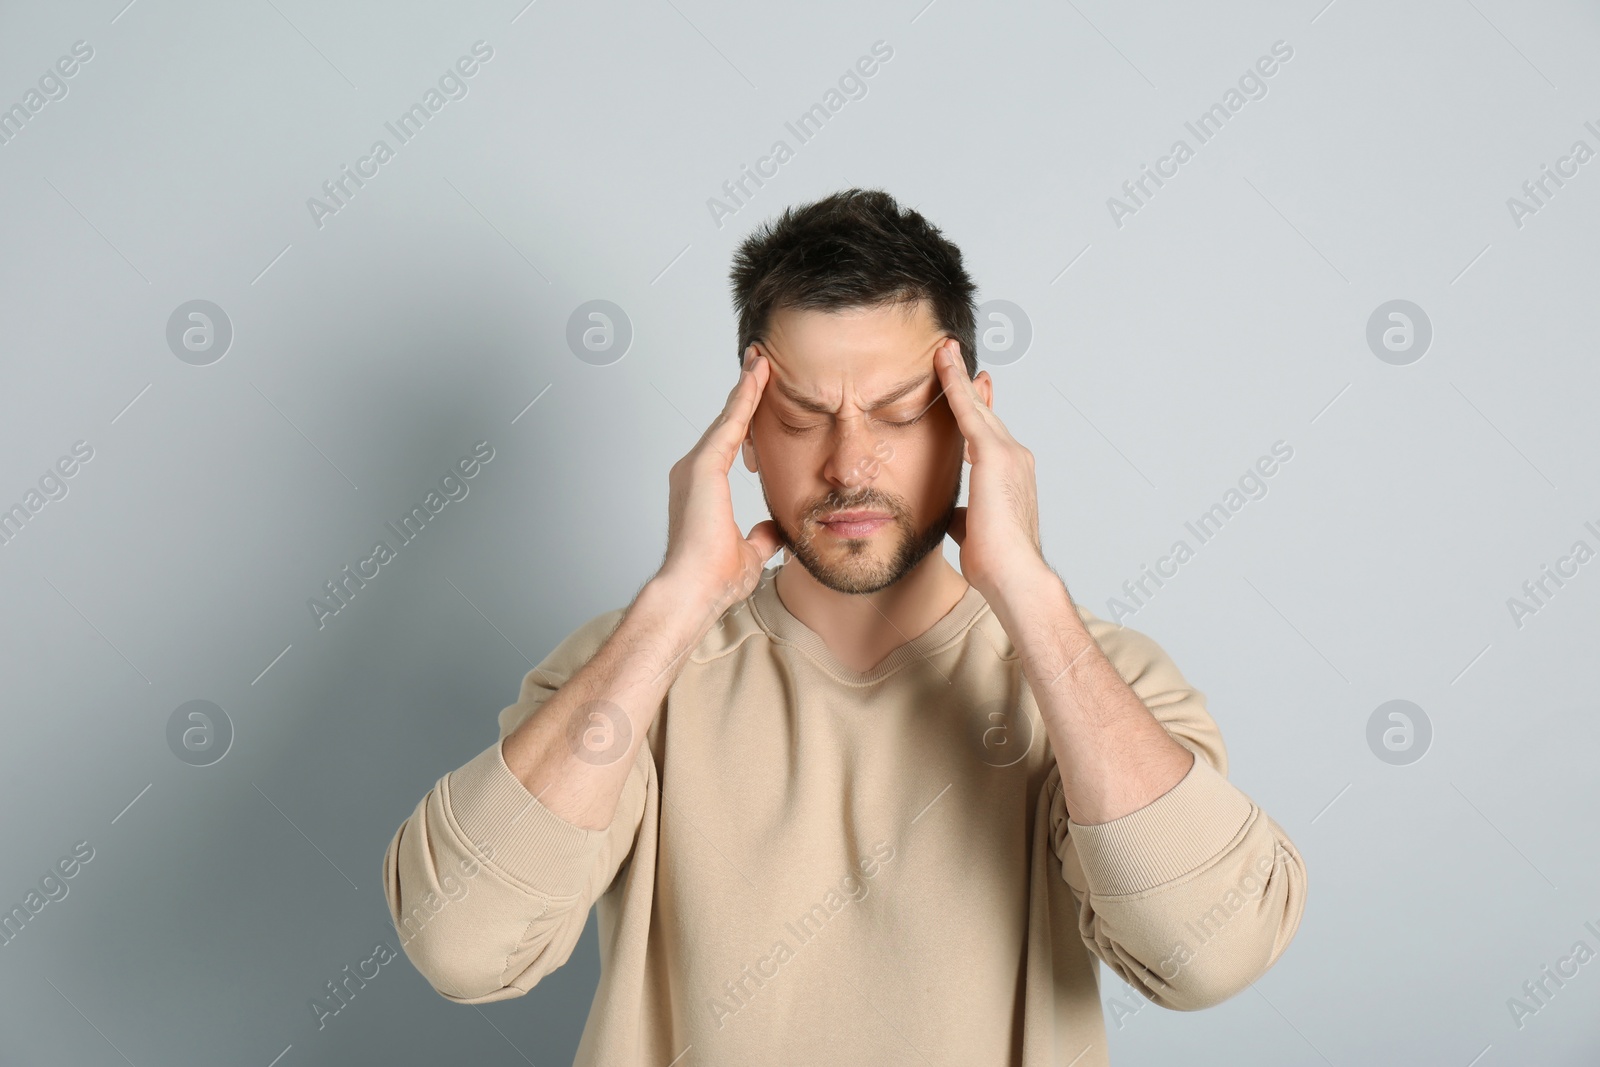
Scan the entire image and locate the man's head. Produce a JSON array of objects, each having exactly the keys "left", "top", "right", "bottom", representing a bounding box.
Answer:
[{"left": 728, "top": 189, "right": 993, "bottom": 595}]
